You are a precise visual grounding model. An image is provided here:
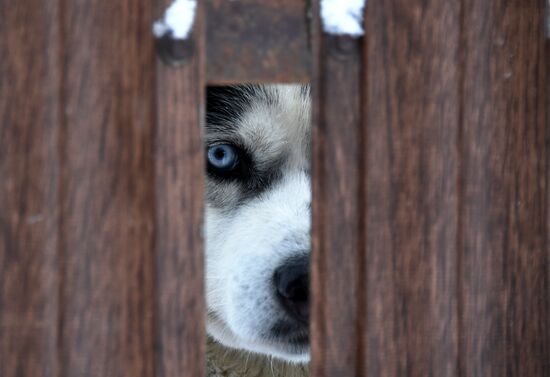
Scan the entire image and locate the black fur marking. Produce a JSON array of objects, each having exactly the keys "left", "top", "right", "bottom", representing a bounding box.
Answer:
[
  {"left": 205, "top": 142, "right": 284, "bottom": 203},
  {"left": 206, "top": 86, "right": 251, "bottom": 132},
  {"left": 205, "top": 85, "right": 285, "bottom": 206},
  {"left": 206, "top": 85, "right": 277, "bottom": 133},
  {"left": 269, "top": 320, "right": 309, "bottom": 353}
]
